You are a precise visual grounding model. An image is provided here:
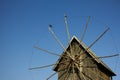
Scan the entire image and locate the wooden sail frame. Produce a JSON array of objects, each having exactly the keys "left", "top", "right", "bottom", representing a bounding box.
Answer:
[{"left": 29, "top": 15, "right": 118, "bottom": 80}]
